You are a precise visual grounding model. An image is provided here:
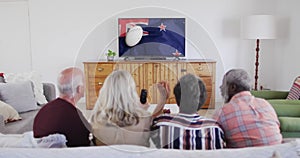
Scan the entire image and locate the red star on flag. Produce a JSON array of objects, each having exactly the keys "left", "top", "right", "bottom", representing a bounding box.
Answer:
[
  {"left": 172, "top": 49, "right": 182, "bottom": 57},
  {"left": 158, "top": 23, "right": 166, "bottom": 32}
]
